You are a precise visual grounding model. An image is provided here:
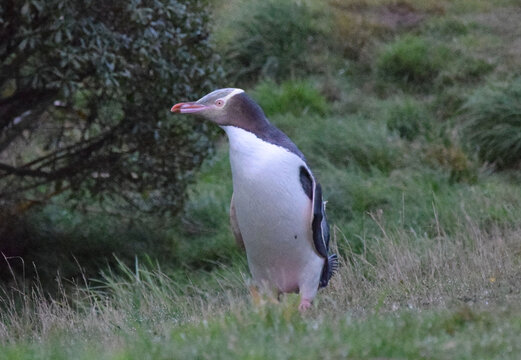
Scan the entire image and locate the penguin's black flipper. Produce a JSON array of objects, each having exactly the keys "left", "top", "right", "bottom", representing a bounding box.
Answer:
[
  {"left": 312, "top": 183, "right": 338, "bottom": 288},
  {"left": 311, "top": 183, "right": 328, "bottom": 258}
]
